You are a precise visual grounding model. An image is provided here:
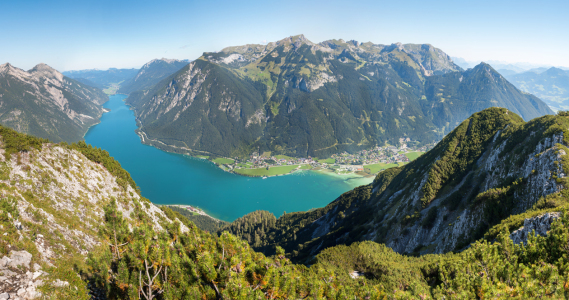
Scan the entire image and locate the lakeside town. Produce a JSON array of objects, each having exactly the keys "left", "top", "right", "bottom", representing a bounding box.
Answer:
[{"left": 204, "top": 138, "right": 437, "bottom": 177}]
